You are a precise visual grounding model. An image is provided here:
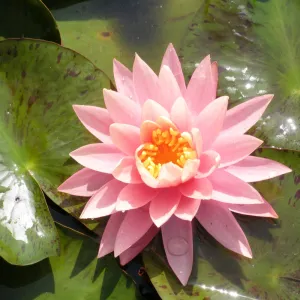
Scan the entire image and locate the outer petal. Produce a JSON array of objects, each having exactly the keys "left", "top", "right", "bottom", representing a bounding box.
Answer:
[
  {"left": 103, "top": 89, "right": 141, "bottom": 126},
  {"left": 194, "top": 96, "right": 228, "bottom": 150},
  {"left": 170, "top": 97, "right": 192, "bottom": 132},
  {"left": 142, "top": 99, "right": 169, "bottom": 122},
  {"left": 80, "top": 179, "right": 126, "bottom": 219},
  {"left": 149, "top": 188, "right": 181, "bottom": 227},
  {"left": 162, "top": 216, "right": 193, "bottom": 285},
  {"left": 116, "top": 183, "right": 159, "bottom": 211},
  {"left": 212, "top": 134, "right": 263, "bottom": 168},
  {"left": 70, "top": 143, "right": 124, "bottom": 173},
  {"left": 110, "top": 123, "right": 141, "bottom": 155},
  {"left": 114, "top": 207, "right": 153, "bottom": 256},
  {"left": 113, "top": 59, "right": 136, "bottom": 101},
  {"left": 198, "top": 150, "right": 220, "bottom": 178},
  {"left": 211, "top": 61, "right": 218, "bottom": 93},
  {"left": 179, "top": 177, "right": 213, "bottom": 200},
  {"left": 225, "top": 156, "right": 292, "bottom": 182},
  {"left": 184, "top": 55, "right": 215, "bottom": 115},
  {"left": 119, "top": 225, "right": 159, "bottom": 265},
  {"left": 73, "top": 105, "right": 112, "bottom": 144},
  {"left": 196, "top": 200, "right": 252, "bottom": 258},
  {"left": 221, "top": 94, "right": 274, "bottom": 136},
  {"left": 112, "top": 156, "right": 142, "bottom": 184},
  {"left": 98, "top": 212, "right": 125, "bottom": 258},
  {"left": 161, "top": 43, "right": 186, "bottom": 94},
  {"left": 175, "top": 196, "right": 201, "bottom": 221},
  {"left": 133, "top": 54, "right": 159, "bottom": 105},
  {"left": 58, "top": 168, "right": 112, "bottom": 197},
  {"left": 209, "top": 169, "right": 264, "bottom": 204},
  {"left": 158, "top": 65, "right": 182, "bottom": 110}
]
